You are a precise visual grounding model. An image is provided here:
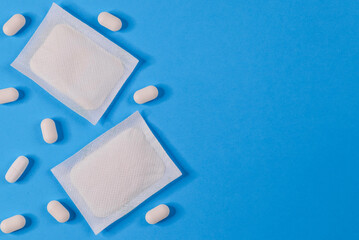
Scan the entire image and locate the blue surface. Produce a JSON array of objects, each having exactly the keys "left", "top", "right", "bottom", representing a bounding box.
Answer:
[{"left": 0, "top": 0, "right": 358, "bottom": 239}]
